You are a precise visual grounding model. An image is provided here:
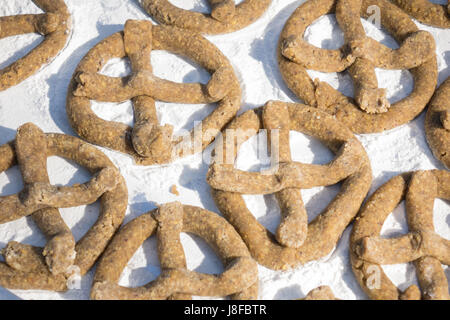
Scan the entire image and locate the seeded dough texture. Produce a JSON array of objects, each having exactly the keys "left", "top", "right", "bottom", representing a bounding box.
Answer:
[
  {"left": 425, "top": 77, "right": 450, "bottom": 169},
  {"left": 208, "top": 101, "right": 372, "bottom": 270},
  {"left": 67, "top": 20, "right": 241, "bottom": 165},
  {"left": 390, "top": 0, "right": 450, "bottom": 28},
  {"left": 92, "top": 202, "right": 259, "bottom": 300},
  {"left": 12, "top": 123, "right": 119, "bottom": 277},
  {"left": 139, "top": 0, "right": 272, "bottom": 34},
  {"left": 0, "top": 0, "right": 71, "bottom": 91},
  {"left": 278, "top": 0, "right": 437, "bottom": 133},
  {"left": 0, "top": 125, "right": 128, "bottom": 291},
  {"left": 351, "top": 170, "right": 450, "bottom": 300}
]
